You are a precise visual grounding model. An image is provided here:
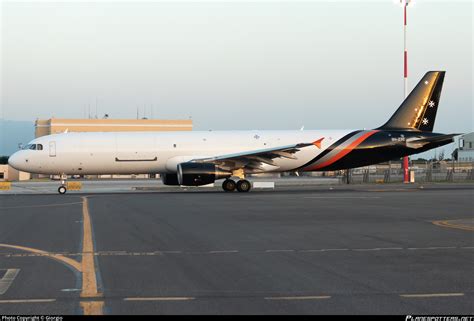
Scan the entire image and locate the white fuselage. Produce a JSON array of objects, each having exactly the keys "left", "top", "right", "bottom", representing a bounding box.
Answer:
[{"left": 8, "top": 130, "right": 351, "bottom": 175}]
